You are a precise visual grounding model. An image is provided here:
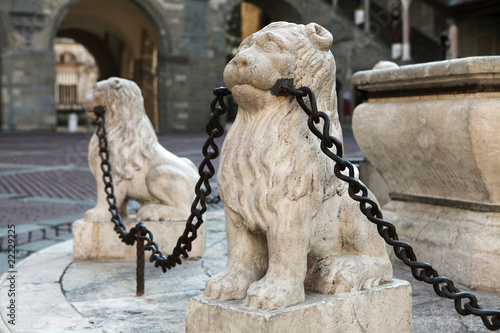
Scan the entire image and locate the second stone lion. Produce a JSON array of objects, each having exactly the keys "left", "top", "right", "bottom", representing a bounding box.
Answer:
[{"left": 84, "top": 77, "right": 199, "bottom": 223}]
